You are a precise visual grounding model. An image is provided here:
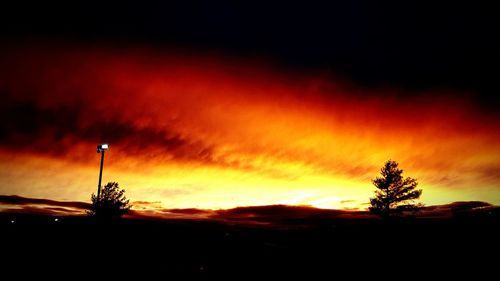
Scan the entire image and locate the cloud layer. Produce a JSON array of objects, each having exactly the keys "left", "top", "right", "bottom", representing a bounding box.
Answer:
[{"left": 1, "top": 44, "right": 499, "bottom": 208}]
